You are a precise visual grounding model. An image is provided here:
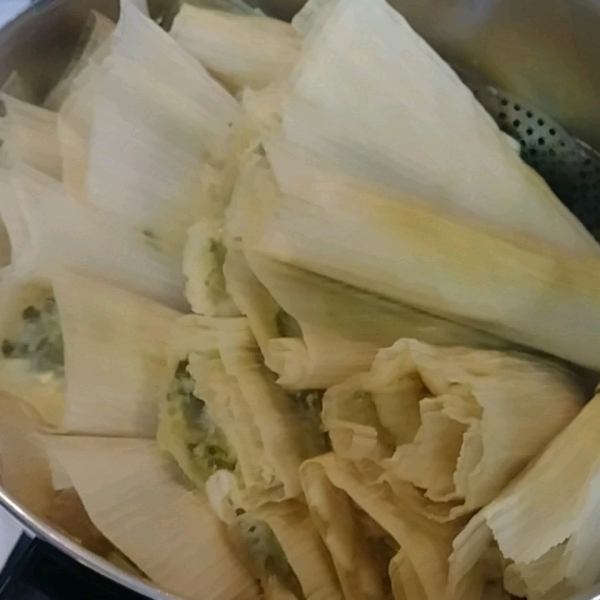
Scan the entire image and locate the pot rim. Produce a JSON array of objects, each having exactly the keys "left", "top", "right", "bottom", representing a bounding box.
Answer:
[{"left": 0, "top": 485, "right": 179, "bottom": 600}]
